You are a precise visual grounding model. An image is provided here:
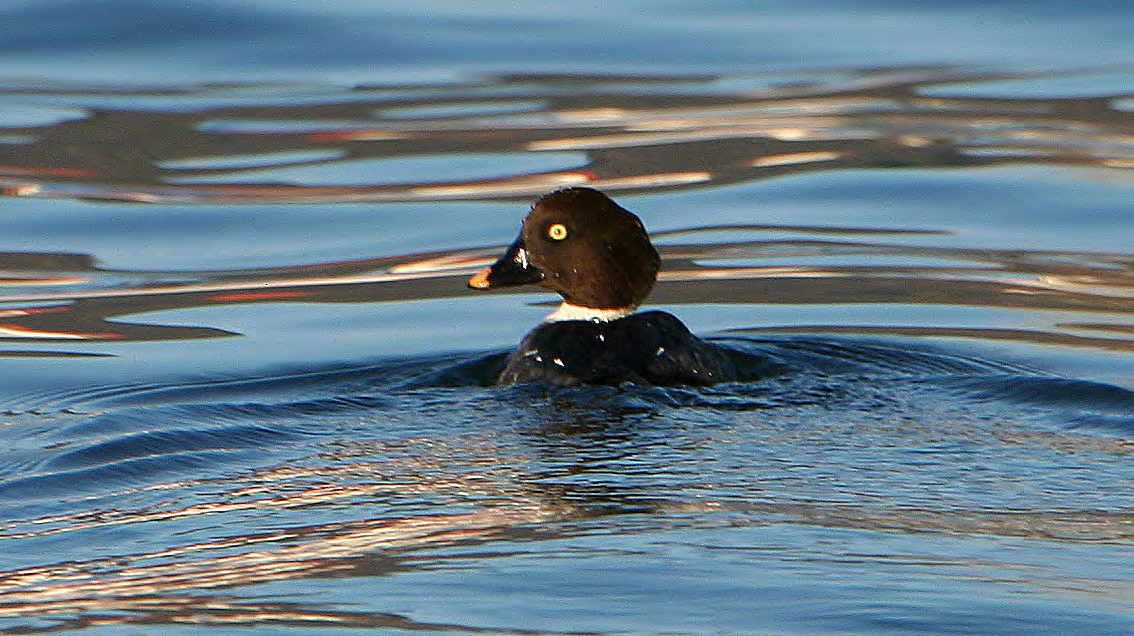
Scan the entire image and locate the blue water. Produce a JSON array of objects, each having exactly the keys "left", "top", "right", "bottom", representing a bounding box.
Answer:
[{"left": 0, "top": 2, "right": 1131, "bottom": 634}]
